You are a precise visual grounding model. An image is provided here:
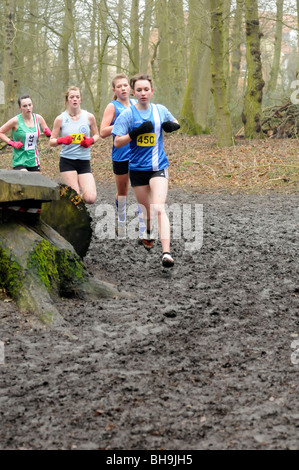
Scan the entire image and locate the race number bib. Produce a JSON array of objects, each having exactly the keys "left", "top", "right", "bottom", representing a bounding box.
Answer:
[
  {"left": 136, "top": 133, "right": 156, "bottom": 147},
  {"left": 25, "top": 132, "right": 38, "bottom": 151},
  {"left": 70, "top": 133, "right": 84, "bottom": 144}
]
